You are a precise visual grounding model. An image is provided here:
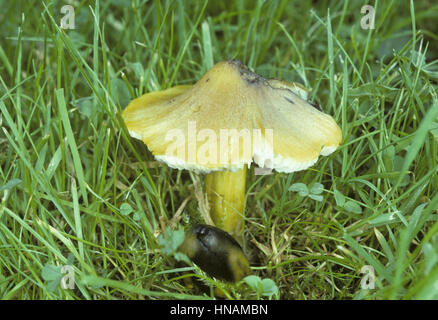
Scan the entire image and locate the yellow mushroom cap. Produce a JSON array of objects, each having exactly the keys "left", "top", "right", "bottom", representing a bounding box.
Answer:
[{"left": 122, "top": 60, "right": 342, "bottom": 173}]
